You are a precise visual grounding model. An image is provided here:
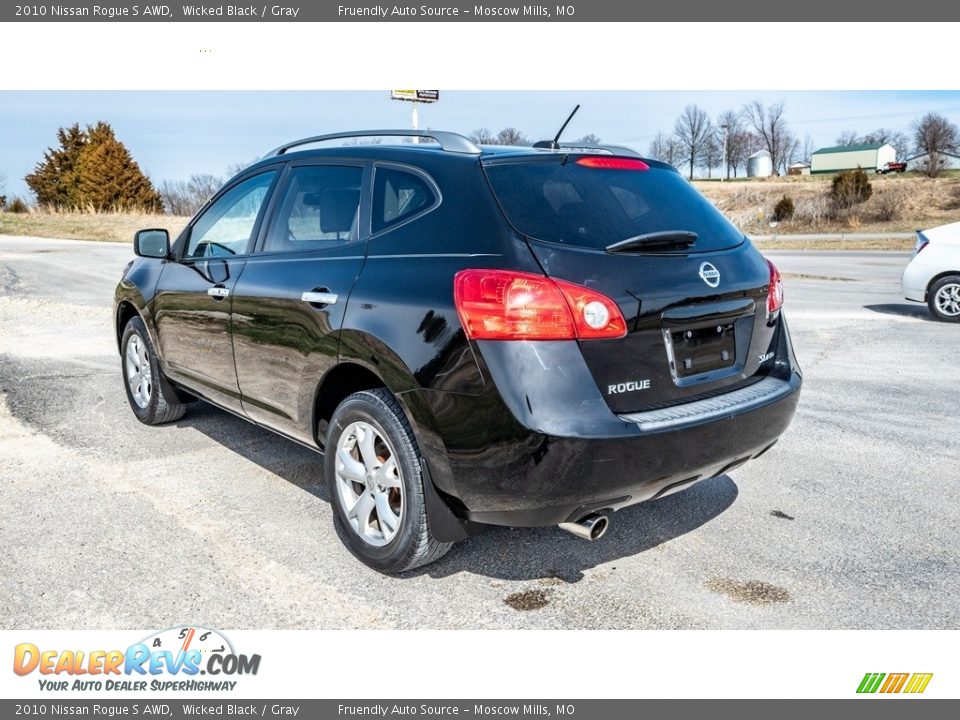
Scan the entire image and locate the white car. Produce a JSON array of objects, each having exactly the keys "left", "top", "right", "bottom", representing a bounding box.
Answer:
[{"left": 903, "top": 220, "right": 960, "bottom": 322}]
